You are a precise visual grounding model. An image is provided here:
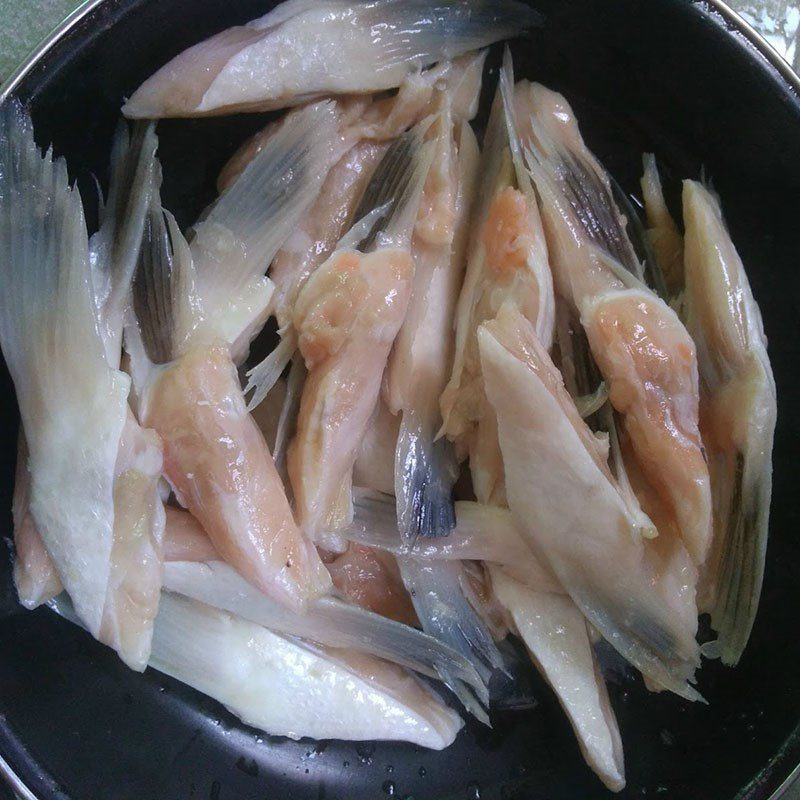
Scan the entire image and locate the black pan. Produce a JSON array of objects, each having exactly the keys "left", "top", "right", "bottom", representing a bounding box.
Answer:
[{"left": 1, "top": 1, "right": 799, "bottom": 798}]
